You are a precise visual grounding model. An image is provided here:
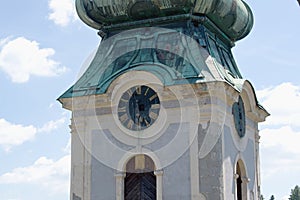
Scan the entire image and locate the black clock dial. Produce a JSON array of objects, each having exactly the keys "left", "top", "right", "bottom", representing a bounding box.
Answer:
[
  {"left": 118, "top": 85, "right": 160, "bottom": 131},
  {"left": 232, "top": 96, "right": 246, "bottom": 138}
]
